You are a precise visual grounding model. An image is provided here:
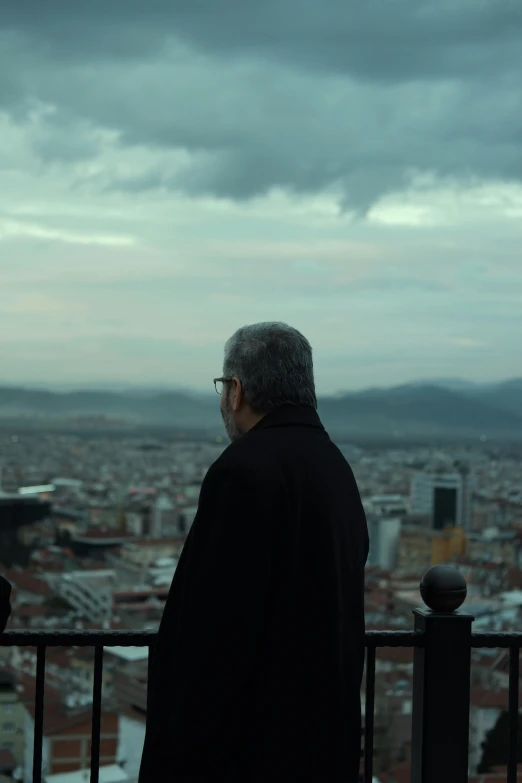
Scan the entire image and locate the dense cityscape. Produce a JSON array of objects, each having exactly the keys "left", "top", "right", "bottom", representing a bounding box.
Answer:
[{"left": 0, "top": 430, "right": 520, "bottom": 781}]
